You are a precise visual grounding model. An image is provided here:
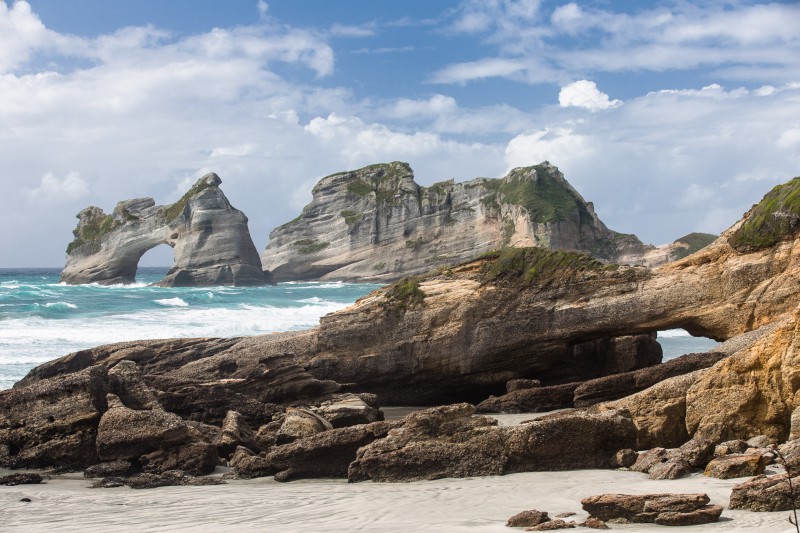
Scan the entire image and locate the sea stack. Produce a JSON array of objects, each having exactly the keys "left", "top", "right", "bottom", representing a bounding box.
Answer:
[
  {"left": 60, "top": 173, "right": 268, "bottom": 287},
  {"left": 261, "top": 161, "right": 661, "bottom": 283}
]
